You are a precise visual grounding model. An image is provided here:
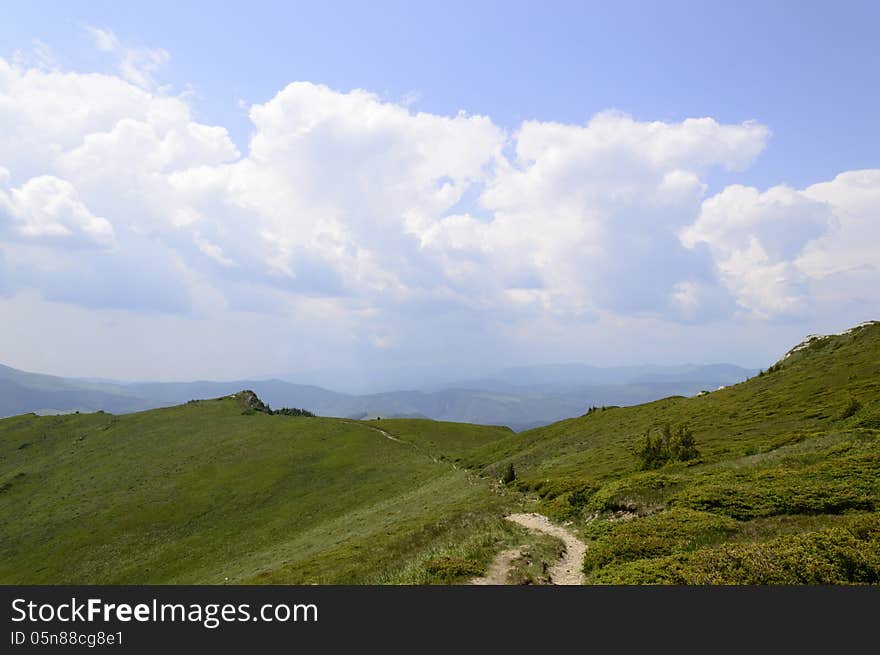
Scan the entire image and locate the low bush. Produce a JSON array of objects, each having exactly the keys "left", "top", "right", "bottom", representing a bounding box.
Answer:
[
  {"left": 583, "top": 508, "right": 738, "bottom": 572},
  {"left": 516, "top": 475, "right": 600, "bottom": 519},
  {"left": 589, "top": 471, "right": 681, "bottom": 513},
  {"left": 839, "top": 397, "right": 862, "bottom": 420},
  {"left": 670, "top": 448, "right": 879, "bottom": 520},
  {"left": 590, "top": 514, "right": 880, "bottom": 584},
  {"left": 634, "top": 423, "right": 699, "bottom": 470},
  {"left": 272, "top": 407, "right": 315, "bottom": 417}
]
